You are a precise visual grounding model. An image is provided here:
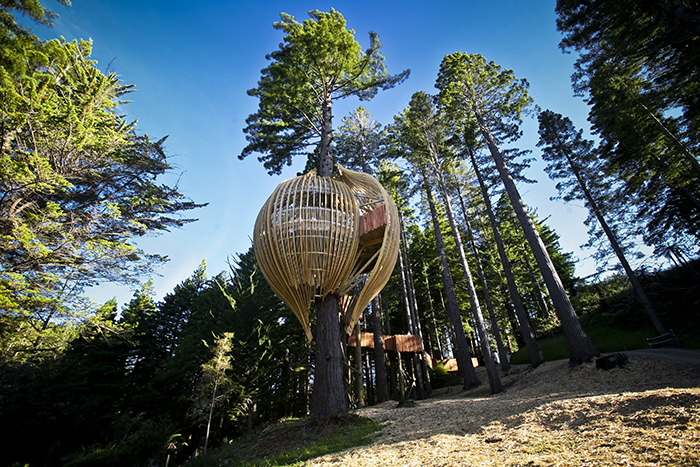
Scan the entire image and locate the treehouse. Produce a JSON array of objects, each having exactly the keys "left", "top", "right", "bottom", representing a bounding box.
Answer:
[{"left": 253, "top": 165, "right": 400, "bottom": 341}]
